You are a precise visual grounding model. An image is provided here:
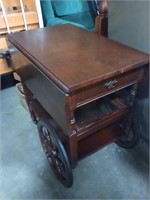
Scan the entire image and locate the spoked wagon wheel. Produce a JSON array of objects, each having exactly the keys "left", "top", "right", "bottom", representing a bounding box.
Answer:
[
  {"left": 37, "top": 118, "right": 73, "bottom": 187},
  {"left": 116, "top": 126, "right": 139, "bottom": 149}
]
